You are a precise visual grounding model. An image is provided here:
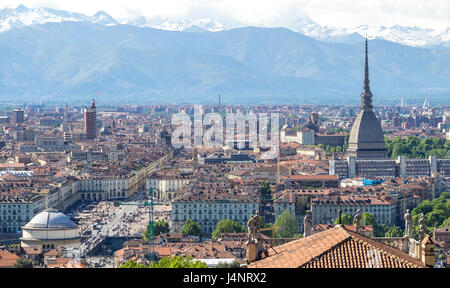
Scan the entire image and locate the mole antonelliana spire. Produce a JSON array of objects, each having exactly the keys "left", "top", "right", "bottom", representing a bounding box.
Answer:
[
  {"left": 361, "top": 38, "right": 373, "bottom": 111},
  {"left": 347, "top": 39, "right": 387, "bottom": 159}
]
